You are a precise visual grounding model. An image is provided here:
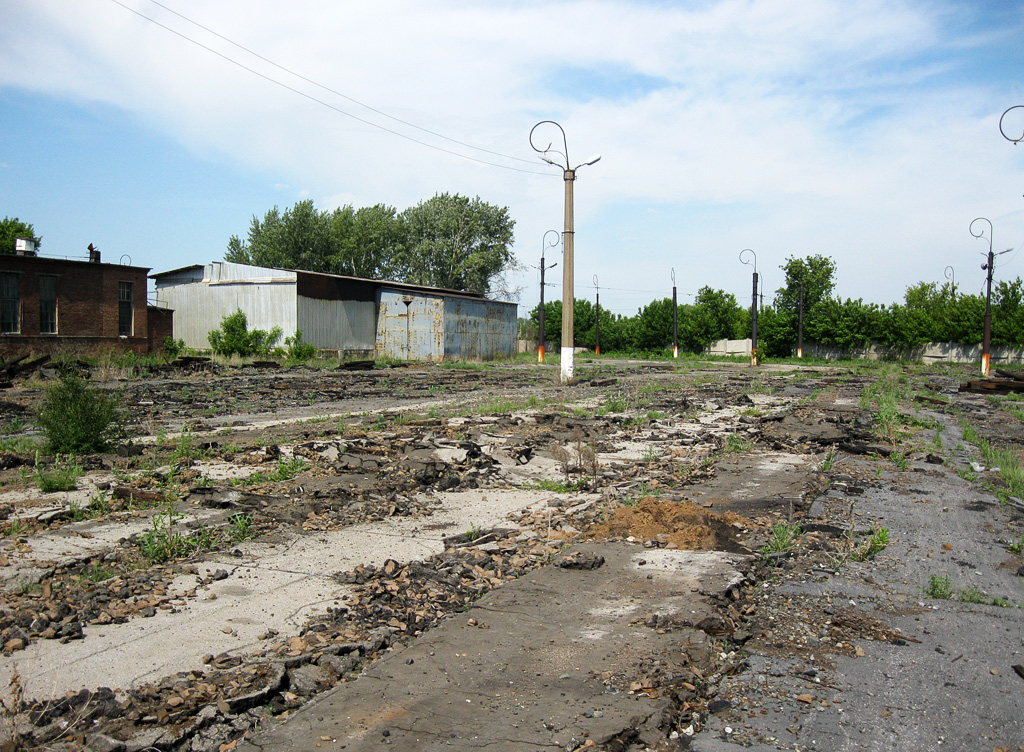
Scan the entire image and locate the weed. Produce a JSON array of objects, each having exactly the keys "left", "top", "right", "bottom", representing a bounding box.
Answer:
[
  {"left": 36, "top": 374, "right": 127, "bottom": 453},
  {"left": 990, "top": 596, "right": 1015, "bottom": 608},
  {"left": 243, "top": 456, "right": 307, "bottom": 485},
  {"left": 228, "top": 513, "right": 257, "bottom": 541},
  {"left": 170, "top": 428, "right": 206, "bottom": 462},
  {"left": 889, "top": 451, "right": 909, "bottom": 472},
  {"left": 1003, "top": 536, "right": 1024, "bottom": 554},
  {"left": 820, "top": 447, "right": 837, "bottom": 473},
  {"left": 464, "top": 523, "right": 486, "bottom": 541},
  {"left": 37, "top": 456, "right": 84, "bottom": 493},
  {"left": 601, "top": 398, "right": 627, "bottom": 414},
  {"left": 760, "top": 522, "right": 801, "bottom": 557},
  {"left": 641, "top": 446, "right": 661, "bottom": 463},
  {"left": 853, "top": 525, "right": 890, "bottom": 560},
  {"left": 3, "top": 519, "right": 28, "bottom": 537},
  {"left": 82, "top": 564, "right": 115, "bottom": 582},
  {"left": 957, "top": 468, "right": 978, "bottom": 482},
  {"left": 922, "top": 574, "right": 954, "bottom": 599},
  {"left": 725, "top": 434, "right": 752, "bottom": 453},
  {"left": 958, "top": 586, "right": 988, "bottom": 604}
]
